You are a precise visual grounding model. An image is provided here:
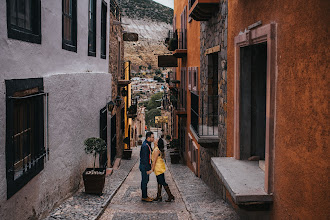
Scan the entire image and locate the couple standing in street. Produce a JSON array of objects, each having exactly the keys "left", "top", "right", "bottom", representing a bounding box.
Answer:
[{"left": 139, "top": 132, "right": 175, "bottom": 202}]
